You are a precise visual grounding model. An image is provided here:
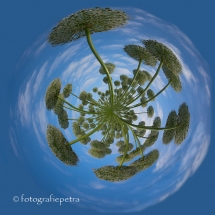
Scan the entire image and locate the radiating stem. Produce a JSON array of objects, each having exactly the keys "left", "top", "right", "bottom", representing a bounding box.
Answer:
[
  {"left": 59, "top": 96, "right": 97, "bottom": 115},
  {"left": 120, "top": 59, "right": 142, "bottom": 102},
  {"left": 129, "top": 80, "right": 171, "bottom": 109},
  {"left": 85, "top": 28, "right": 114, "bottom": 106},
  {"left": 128, "top": 125, "right": 143, "bottom": 157},
  {"left": 67, "top": 119, "right": 105, "bottom": 145},
  {"left": 117, "top": 115, "right": 179, "bottom": 131},
  {"left": 126, "top": 61, "right": 163, "bottom": 106}
]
